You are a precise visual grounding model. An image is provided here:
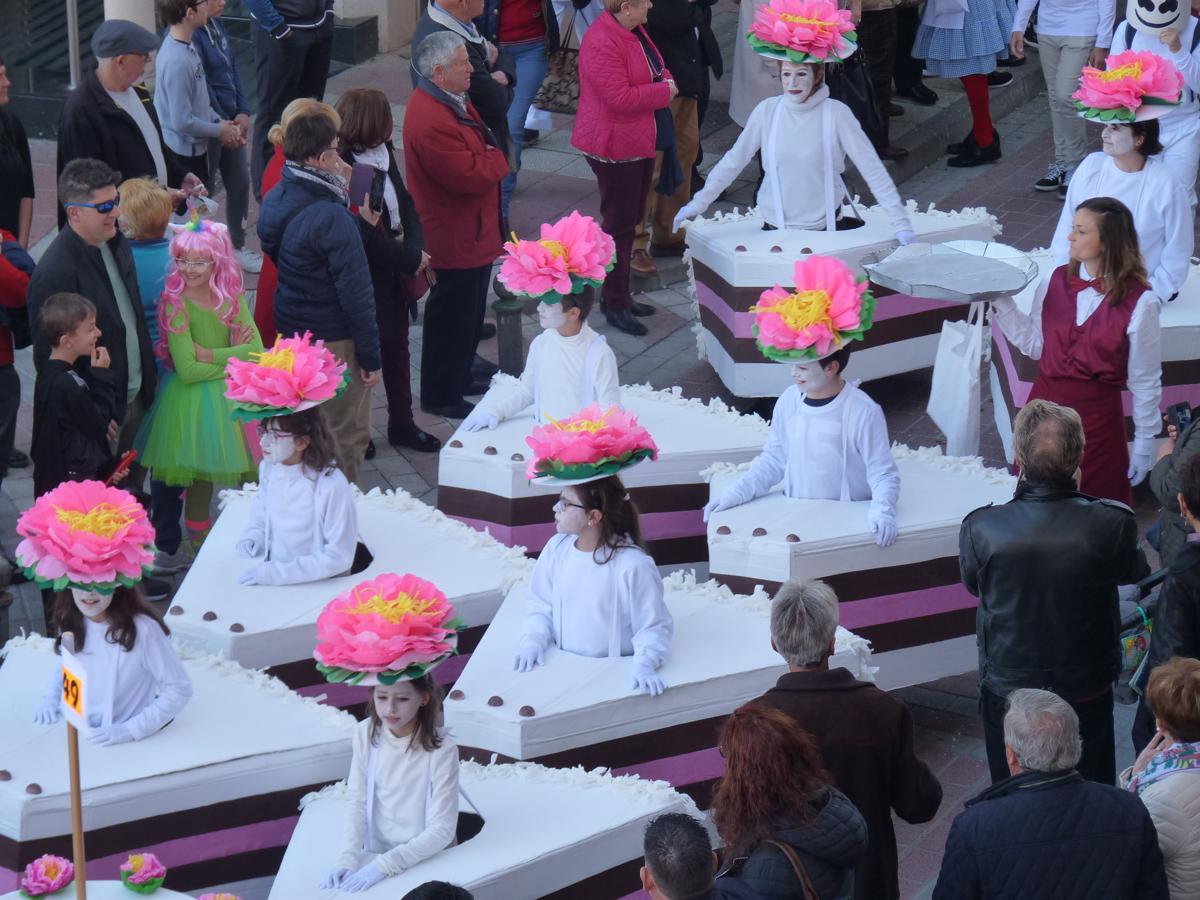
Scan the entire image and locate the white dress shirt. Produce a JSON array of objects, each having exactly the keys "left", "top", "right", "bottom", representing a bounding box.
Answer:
[{"left": 1013, "top": 0, "right": 1114, "bottom": 44}]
